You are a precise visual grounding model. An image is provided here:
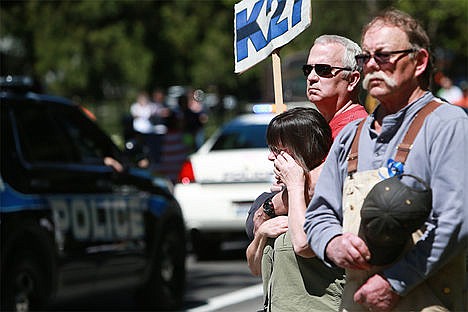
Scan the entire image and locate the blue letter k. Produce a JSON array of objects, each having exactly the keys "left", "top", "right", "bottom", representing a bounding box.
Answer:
[{"left": 235, "top": 0, "right": 268, "bottom": 62}]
